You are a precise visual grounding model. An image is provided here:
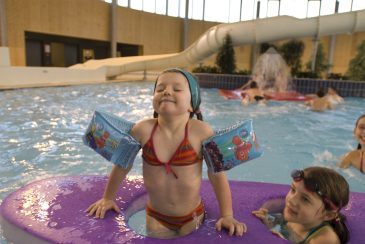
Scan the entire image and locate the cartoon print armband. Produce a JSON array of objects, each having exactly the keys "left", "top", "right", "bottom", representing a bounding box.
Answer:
[
  {"left": 202, "top": 120, "right": 263, "bottom": 173},
  {"left": 83, "top": 110, "right": 141, "bottom": 169}
]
